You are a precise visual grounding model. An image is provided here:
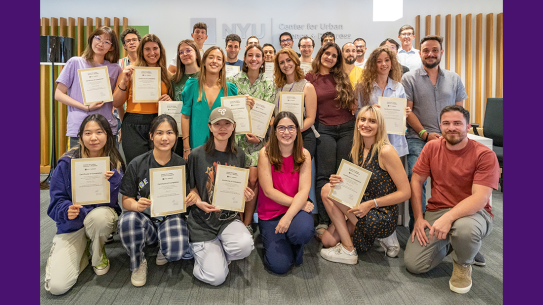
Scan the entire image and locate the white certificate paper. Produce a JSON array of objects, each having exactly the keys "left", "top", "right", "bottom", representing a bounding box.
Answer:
[
  {"left": 133, "top": 66, "right": 161, "bottom": 103},
  {"left": 78, "top": 66, "right": 113, "bottom": 105},
  {"left": 328, "top": 159, "right": 372, "bottom": 208},
  {"left": 158, "top": 101, "right": 183, "bottom": 136},
  {"left": 378, "top": 97, "right": 407, "bottom": 135},
  {"left": 279, "top": 92, "right": 305, "bottom": 127},
  {"left": 225, "top": 65, "right": 240, "bottom": 78},
  {"left": 150, "top": 166, "right": 186, "bottom": 217},
  {"left": 264, "top": 62, "right": 274, "bottom": 81},
  {"left": 71, "top": 157, "right": 110, "bottom": 205},
  {"left": 251, "top": 98, "right": 275, "bottom": 138},
  {"left": 300, "top": 62, "right": 312, "bottom": 75},
  {"left": 221, "top": 96, "right": 252, "bottom": 134},
  {"left": 212, "top": 165, "right": 249, "bottom": 212}
]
